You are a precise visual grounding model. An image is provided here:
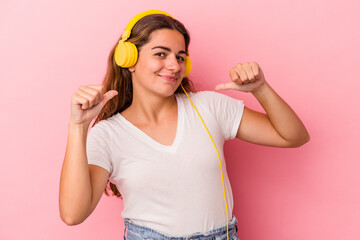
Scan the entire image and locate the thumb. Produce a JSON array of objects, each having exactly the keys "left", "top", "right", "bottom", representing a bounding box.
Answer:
[
  {"left": 101, "top": 90, "right": 118, "bottom": 105},
  {"left": 215, "top": 82, "right": 242, "bottom": 91}
]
